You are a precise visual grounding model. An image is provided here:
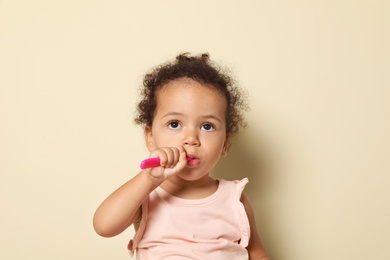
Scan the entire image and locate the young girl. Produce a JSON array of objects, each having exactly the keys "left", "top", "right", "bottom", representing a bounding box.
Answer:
[{"left": 93, "top": 53, "right": 269, "bottom": 260}]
